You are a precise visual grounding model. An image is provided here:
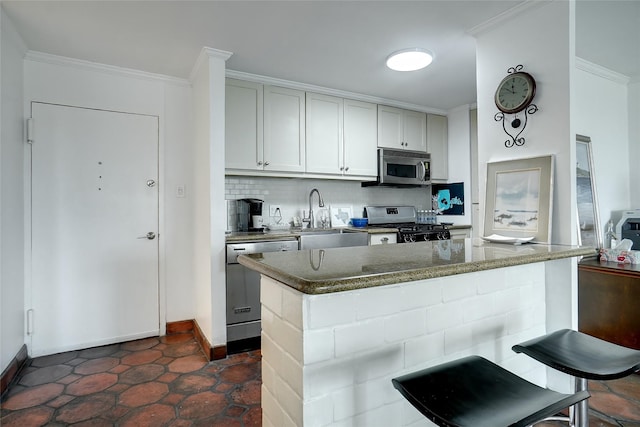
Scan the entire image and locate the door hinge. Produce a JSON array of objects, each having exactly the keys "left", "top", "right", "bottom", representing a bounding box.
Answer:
[
  {"left": 26, "top": 118, "right": 34, "bottom": 144},
  {"left": 27, "top": 308, "right": 34, "bottom": 335}
]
